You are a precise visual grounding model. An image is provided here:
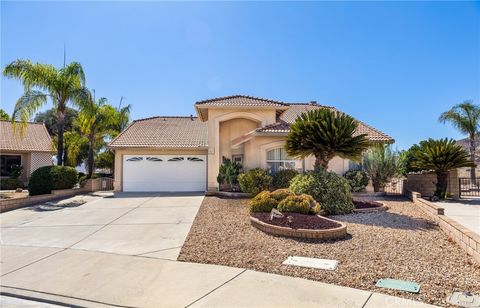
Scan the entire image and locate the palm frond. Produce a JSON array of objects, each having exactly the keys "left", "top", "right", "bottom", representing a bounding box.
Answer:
[
  {"left": 411, "top": 138, "right": 474, "bottom": 173},
  {"left": 439, "top": 100, "right": 479, "bottom": 136},
  {"left": 286, "top": 108, "right": 371, "bottom": 166}
]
